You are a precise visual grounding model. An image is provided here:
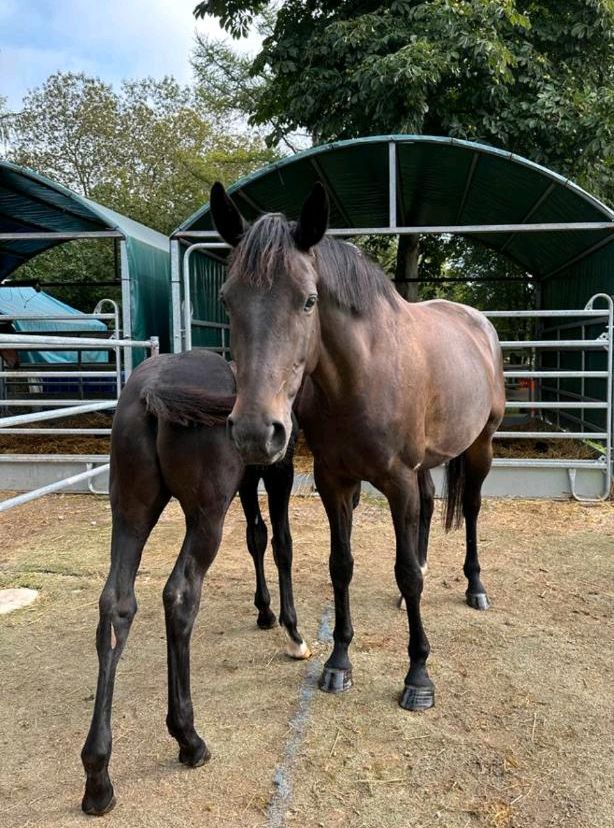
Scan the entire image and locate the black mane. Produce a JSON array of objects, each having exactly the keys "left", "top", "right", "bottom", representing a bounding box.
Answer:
[{"left": 228, "top": 212, "right": 397, "bottom": 314}]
